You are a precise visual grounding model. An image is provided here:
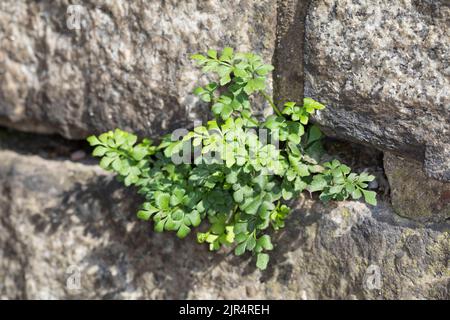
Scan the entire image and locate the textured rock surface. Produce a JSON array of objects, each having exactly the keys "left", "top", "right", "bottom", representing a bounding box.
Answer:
[
  {"left": 0, "top": 0, "right": 449, "bottom": 301},
  {"left": 0, "top": 0, "right": 276, "bottom": 139},
  {"left": 384, "top": 152, "right": 450, "bottom": 223},
  {"left": 0, "top": 149, "right": 448, "bottom": 299},
  {"left": 305, "top": 0, "right": 450, "bottom": 181}
]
